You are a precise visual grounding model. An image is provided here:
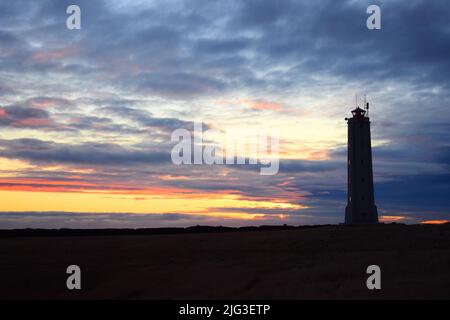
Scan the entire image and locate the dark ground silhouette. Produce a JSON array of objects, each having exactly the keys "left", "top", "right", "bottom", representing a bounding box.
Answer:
[{"left": 0, "top": 223, "right": 449, "bottom": 299}]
